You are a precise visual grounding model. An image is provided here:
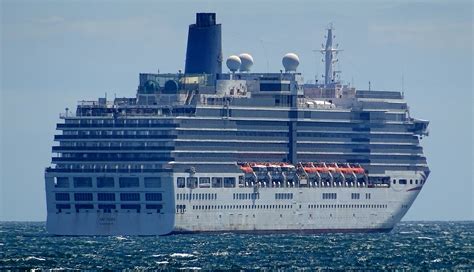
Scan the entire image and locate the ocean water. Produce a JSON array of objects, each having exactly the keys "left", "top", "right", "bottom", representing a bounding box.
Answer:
[{"left": 0, "top": 221, "right": 472, "bottom": 270}]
